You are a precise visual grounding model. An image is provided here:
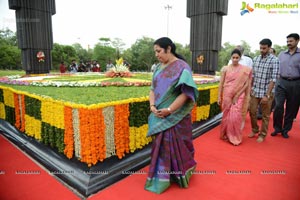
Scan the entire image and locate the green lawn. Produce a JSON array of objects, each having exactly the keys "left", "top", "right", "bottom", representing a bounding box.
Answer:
[
  {"left": 0, "top": 70, "right": 25, "bottom": 77},
  {"left": 0, "top": 70, "right": 217, "bottom": 105}
]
